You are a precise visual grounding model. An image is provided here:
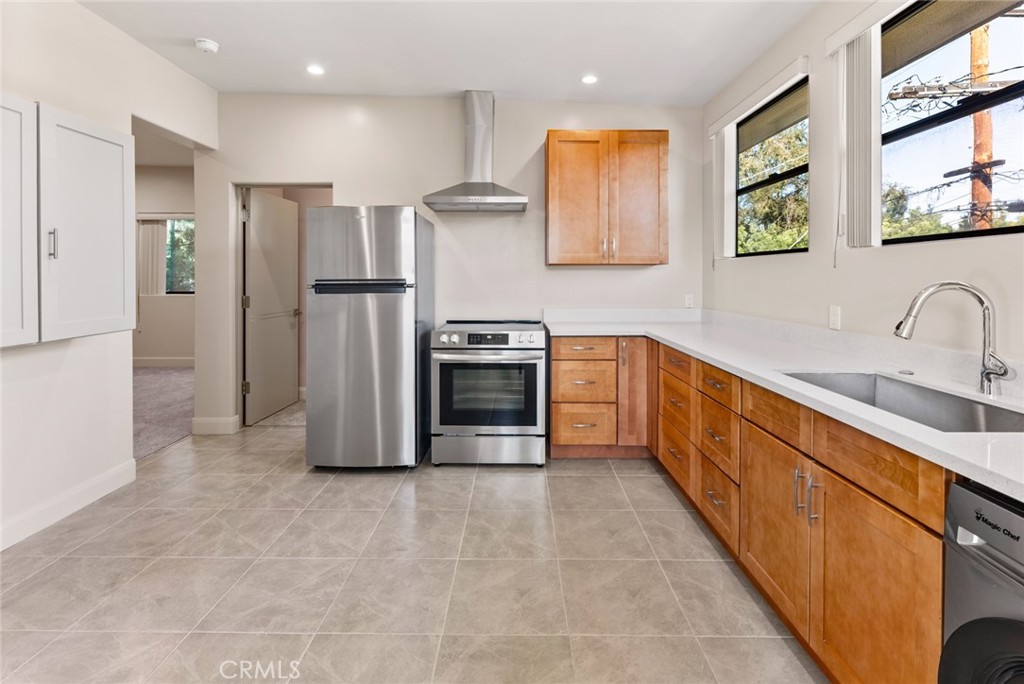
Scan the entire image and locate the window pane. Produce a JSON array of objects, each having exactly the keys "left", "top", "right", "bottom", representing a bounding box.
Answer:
[
  {"left": 738, "top": 119, "right": 809, "bottom": 190},
  {"left": 882, "top": 93, "right": 1023, "bottom": 240},
  {"left": 737, "top": 172, "right": 809, "bottom": 255},
  {"left": 165, "top": 219, "right": 195, "bottom": 293}
]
